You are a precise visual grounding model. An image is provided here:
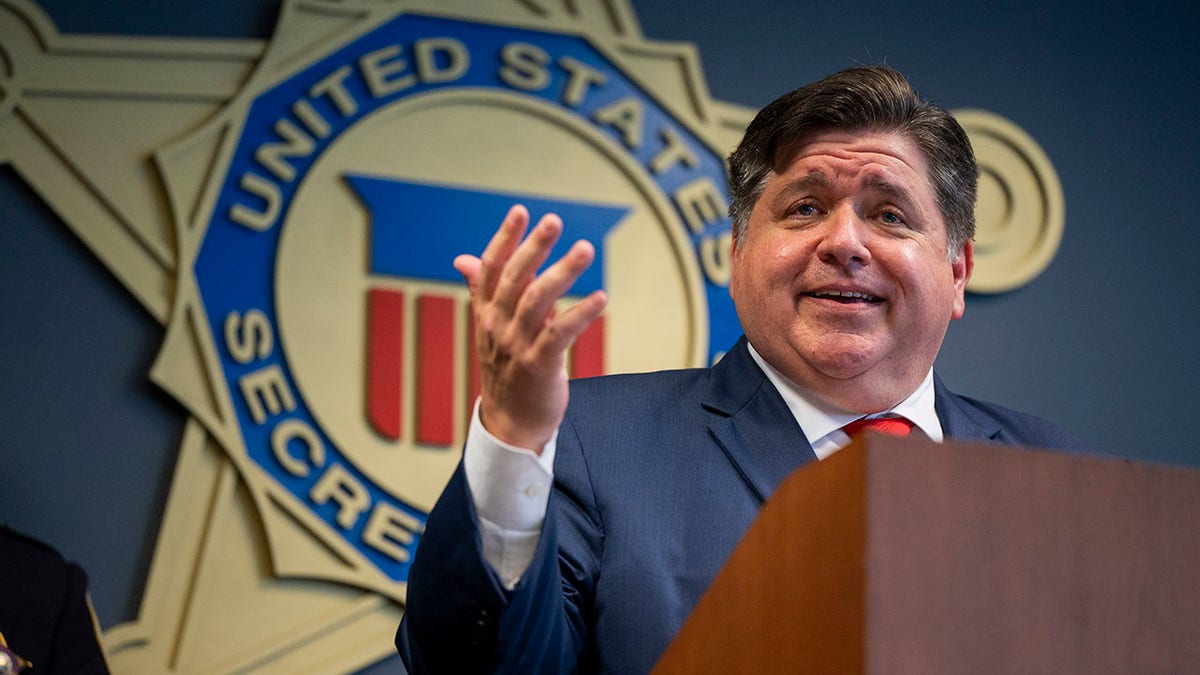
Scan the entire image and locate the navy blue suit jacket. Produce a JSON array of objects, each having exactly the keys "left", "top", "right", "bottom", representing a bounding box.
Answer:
[{"left": 397, "top": 337, "right": 1089, "bottom": 673}]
